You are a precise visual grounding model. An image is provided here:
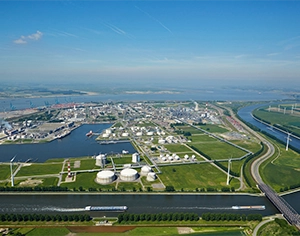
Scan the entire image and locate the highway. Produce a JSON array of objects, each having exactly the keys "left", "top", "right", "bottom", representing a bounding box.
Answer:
[{"left": 227, "top": 106, "right": 300, "bottom": 230}]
